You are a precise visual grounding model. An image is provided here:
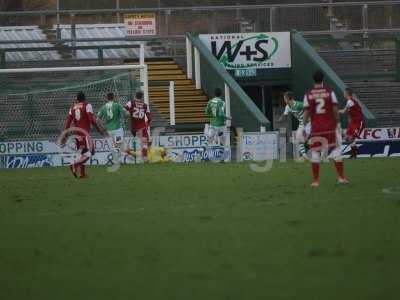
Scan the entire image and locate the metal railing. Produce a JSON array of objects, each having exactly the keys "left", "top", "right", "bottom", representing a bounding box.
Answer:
[
  {"left": 1, "top": 1, "right": 400, "bottom": 36},
  {"left": 0, "top": 44, "right": 143, "bottom": 68}
]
